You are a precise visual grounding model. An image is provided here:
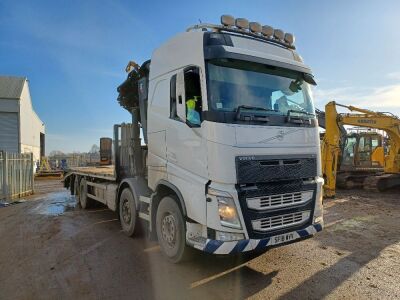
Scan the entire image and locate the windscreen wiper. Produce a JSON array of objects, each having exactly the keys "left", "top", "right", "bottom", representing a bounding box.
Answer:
[
  {"left": 235, "top": 105, "right": 276, "bottom": 122},
  {"left": 286, "top": 109, "right": 315, "bottom": 125},
  {"left": 287, "top": 109, "right": 315, "bottom": 116}
]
